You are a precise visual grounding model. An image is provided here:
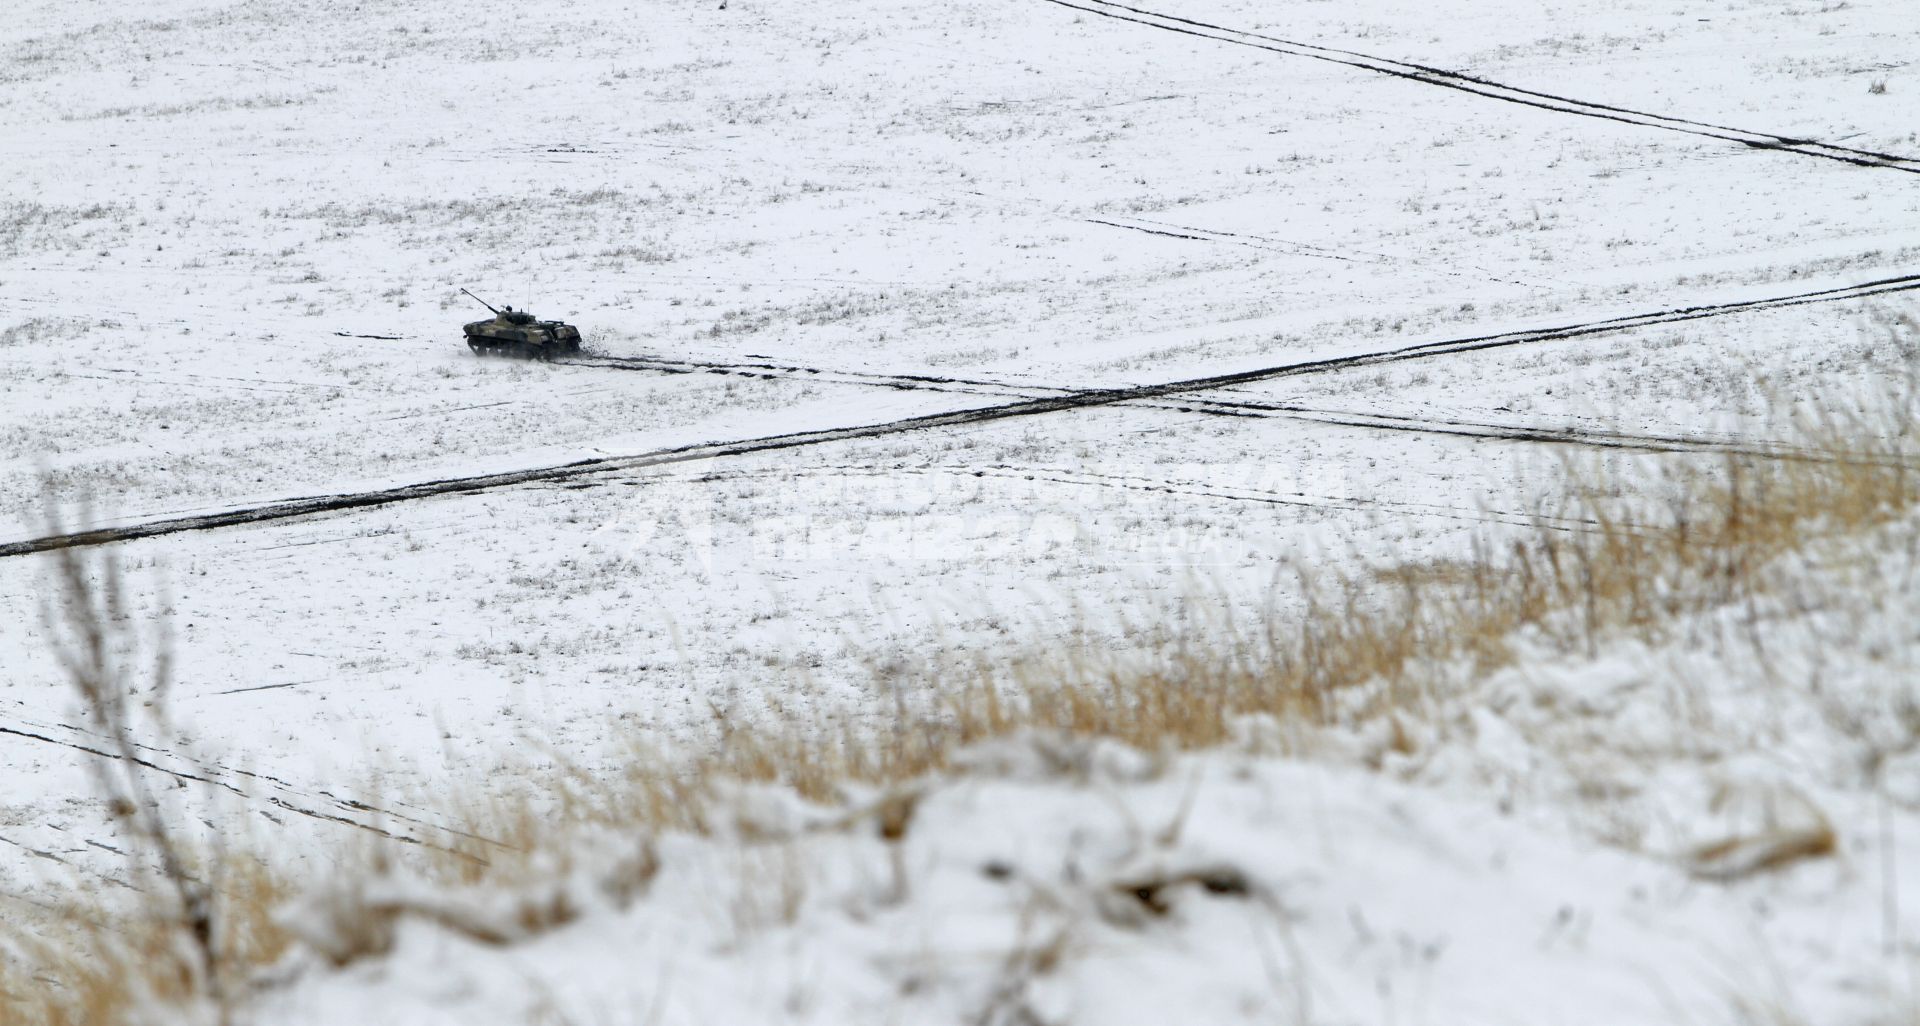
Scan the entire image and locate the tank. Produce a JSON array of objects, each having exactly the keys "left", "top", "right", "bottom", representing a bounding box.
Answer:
[{"left": 461, "top": 290, "right": 583, "bottom": 360}]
